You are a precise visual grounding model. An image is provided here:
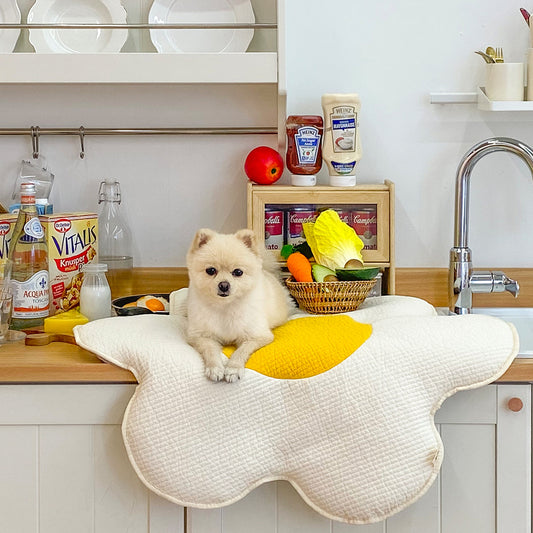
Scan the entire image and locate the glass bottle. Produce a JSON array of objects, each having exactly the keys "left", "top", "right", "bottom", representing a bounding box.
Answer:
[
  {"left": 98, "top": 180, "right": 133, "bottom": 296},
  {"left": 80, "top": 263, "right": 112, "bottom": 321},
  {"left": 9, "top": 182, "right": 49, "bottom": 330}
]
